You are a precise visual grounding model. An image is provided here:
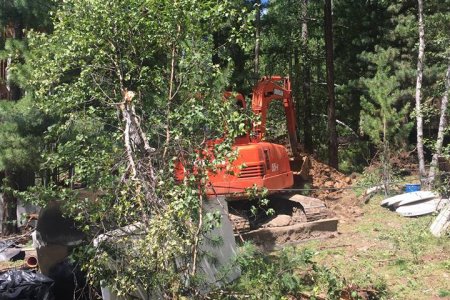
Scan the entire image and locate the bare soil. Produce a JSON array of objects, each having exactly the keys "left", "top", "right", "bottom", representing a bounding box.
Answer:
[
  {"left": 295, "top": 191, "right": 450, "bottom": 299},
  {"left": 250, "top": 154, "right": 450, "bottom": 299},
  {"left": 307, "top": 157, "right": 363, "bottom": 222}
]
